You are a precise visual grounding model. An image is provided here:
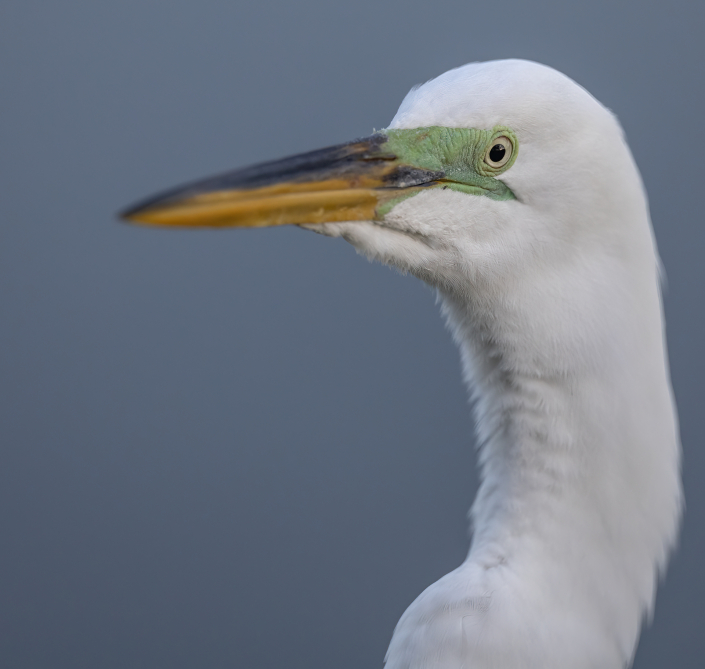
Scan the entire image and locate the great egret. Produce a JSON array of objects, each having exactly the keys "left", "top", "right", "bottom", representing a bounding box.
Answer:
[{"left": 123, "top": 59, "right": 682, "bottom": 669}]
